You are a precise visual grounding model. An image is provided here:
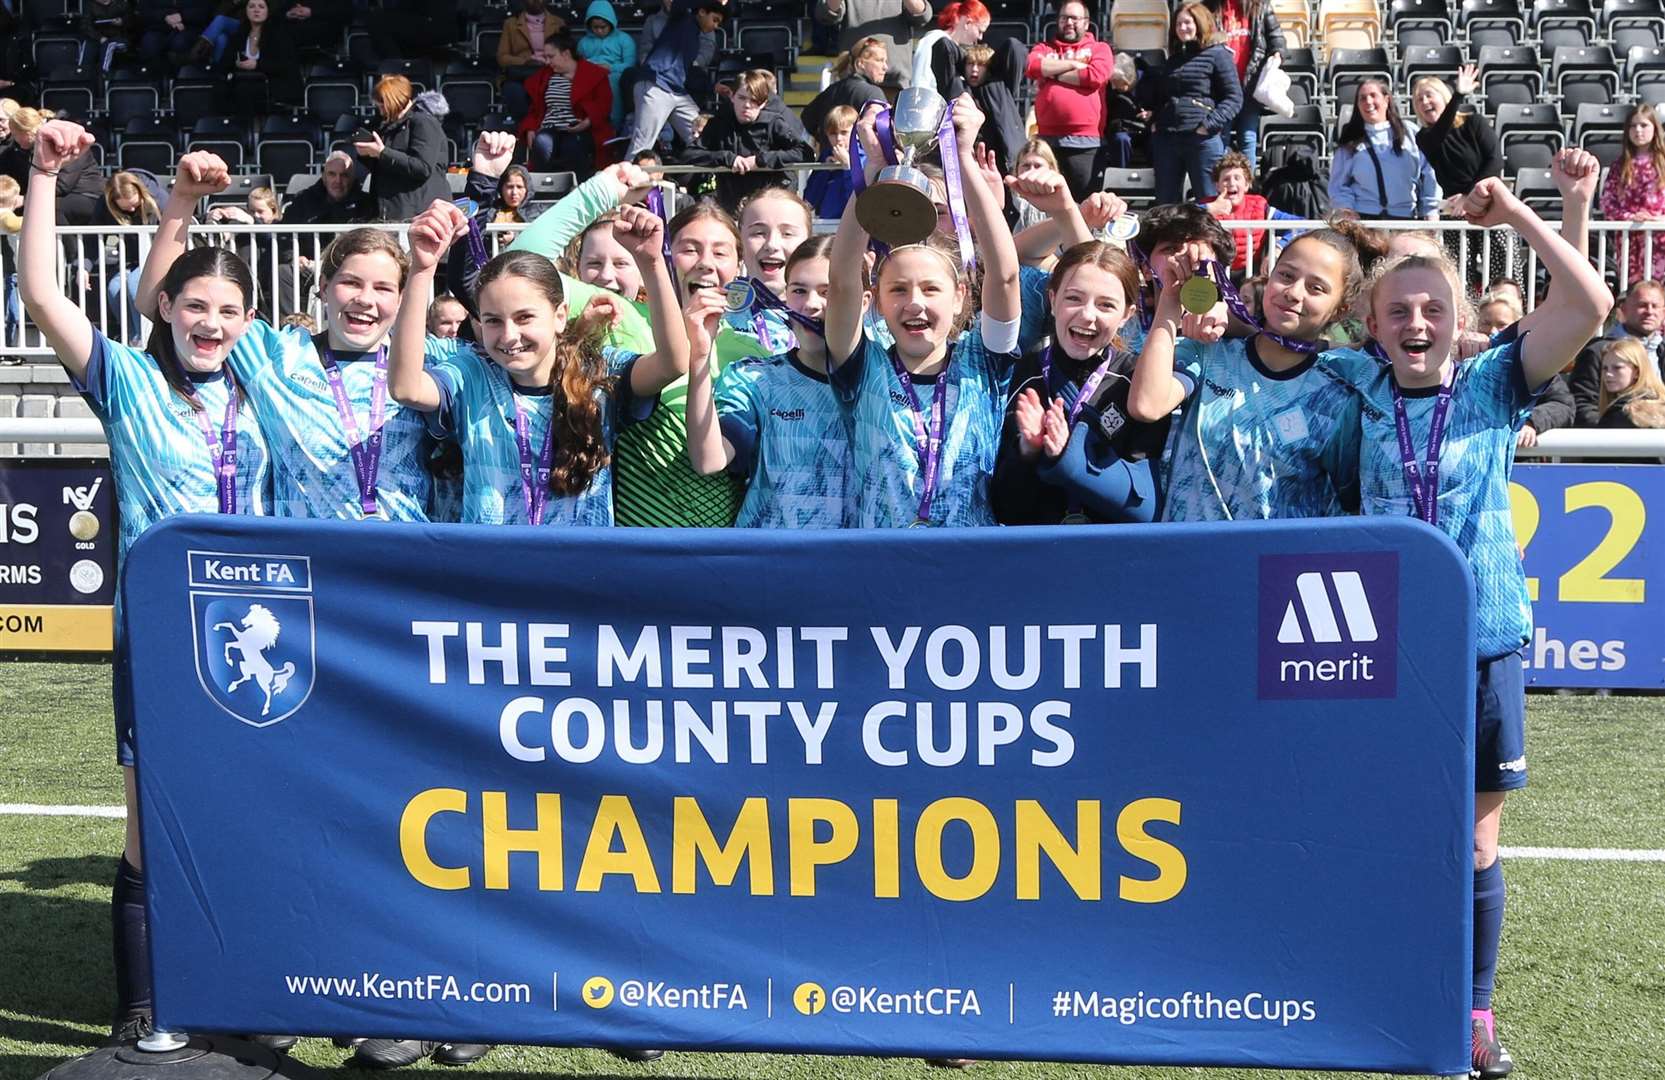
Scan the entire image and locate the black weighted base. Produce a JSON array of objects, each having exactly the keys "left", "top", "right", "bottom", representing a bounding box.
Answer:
[{"left": 38, "top": 1036, "right": 327, "bottom": 1080}]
